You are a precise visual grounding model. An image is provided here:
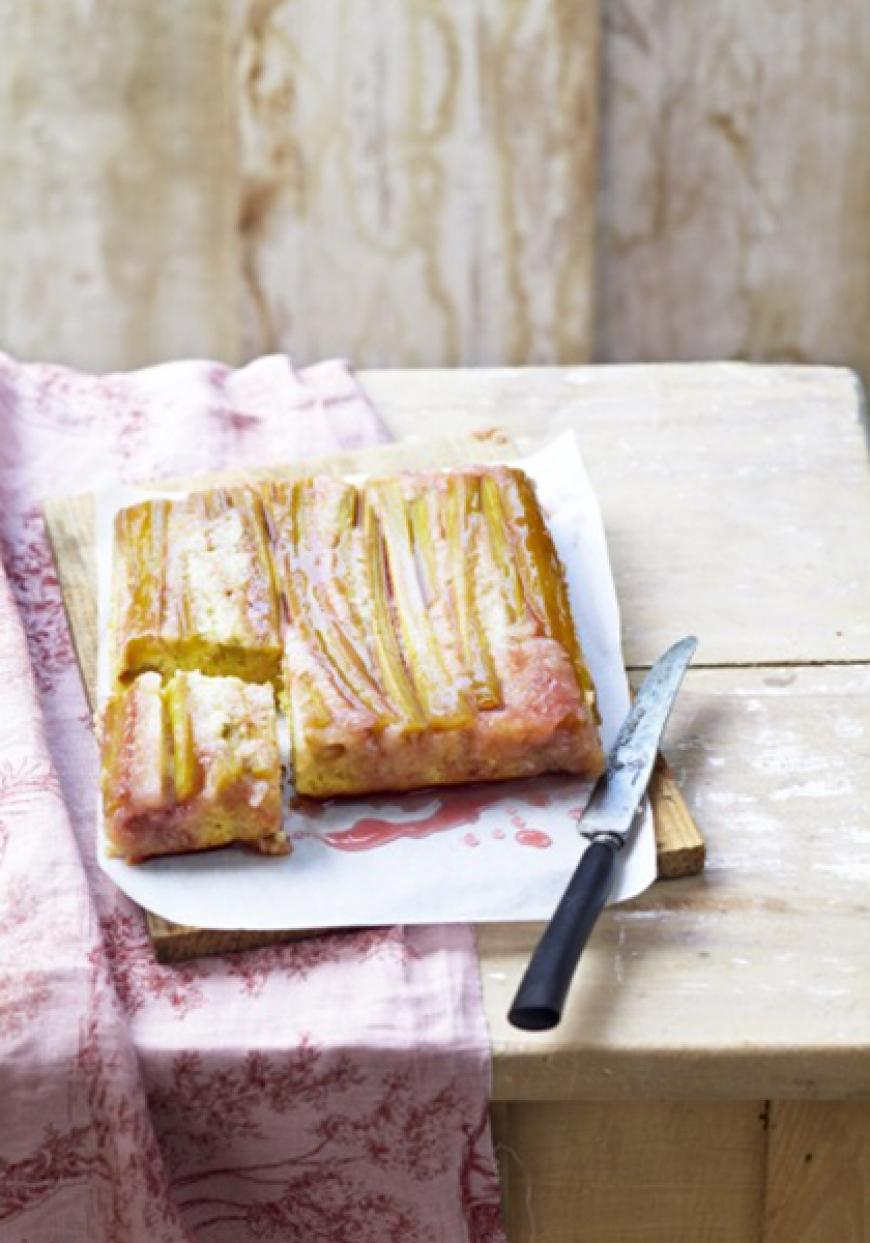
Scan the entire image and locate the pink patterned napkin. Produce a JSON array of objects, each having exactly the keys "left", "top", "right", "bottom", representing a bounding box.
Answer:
[{"left": 0, "top": 353, "right": 506, "bottom": 1243}]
